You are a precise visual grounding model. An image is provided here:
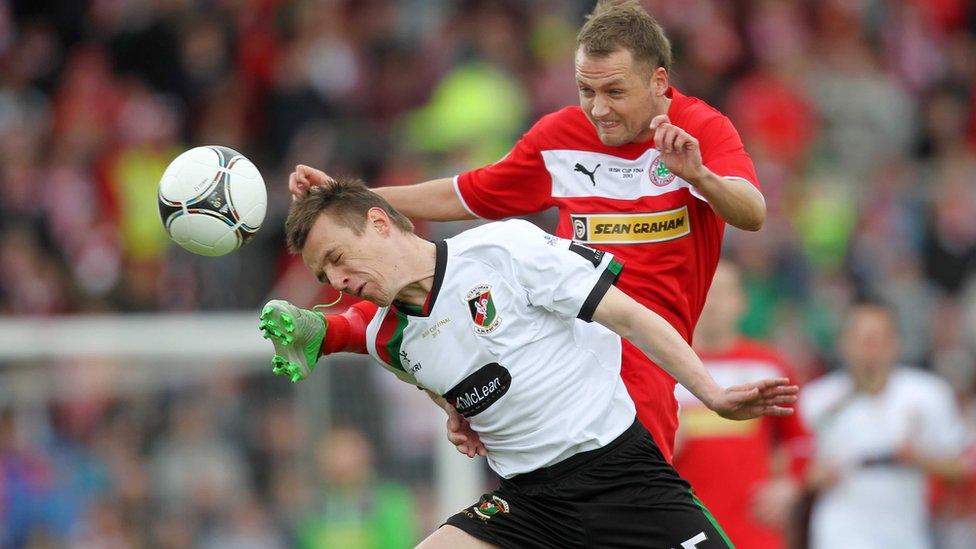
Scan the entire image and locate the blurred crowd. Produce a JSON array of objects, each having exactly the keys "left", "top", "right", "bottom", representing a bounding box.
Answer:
[
  {"left": 0, "top": 363, "right": 428, "bottom": 548},
  {"left": 2, "top": 0, "right": 976, "bottom": 546}
]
